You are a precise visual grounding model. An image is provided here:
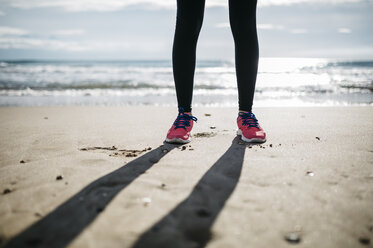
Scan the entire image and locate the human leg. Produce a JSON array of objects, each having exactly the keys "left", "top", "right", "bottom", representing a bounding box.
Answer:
[
  {"left": 166, "top": 1, "right": 204, "bottom": 143},
  {"left": 229, "top": 0, "right": 266, "bottom": 142},
  {"left": 172, "top": 0, "right": 206, "bottom": 113},
  {"left": 228, "top": 0, "right": 259, "bottom": 112}
]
